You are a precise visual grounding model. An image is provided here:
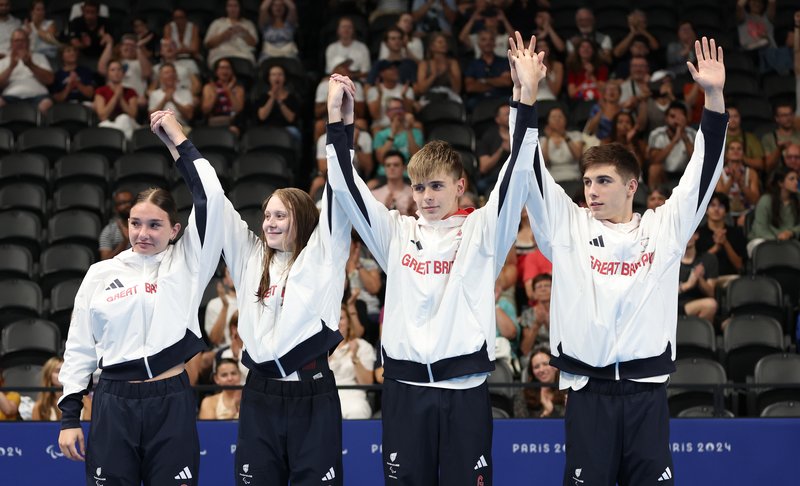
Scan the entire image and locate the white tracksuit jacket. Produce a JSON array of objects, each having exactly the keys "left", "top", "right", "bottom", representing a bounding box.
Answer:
[
  {"left": 525, "top": 108, "right": 728, "bottom": 390},
  {"left": 58, "top": 141, "right": 225, "bottom": 428},
  {"left": 220, "top": 130, "right": 352, "bottom": 379},
  {"left": 326, "top": 102, "right": 539, "bottom": 388}
]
